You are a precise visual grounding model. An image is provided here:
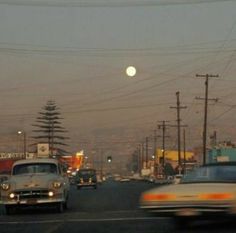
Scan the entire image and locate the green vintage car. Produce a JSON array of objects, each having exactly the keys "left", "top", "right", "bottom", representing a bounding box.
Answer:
[{"left": 75, "top": 168, "right": 97, "bottom": 189}]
